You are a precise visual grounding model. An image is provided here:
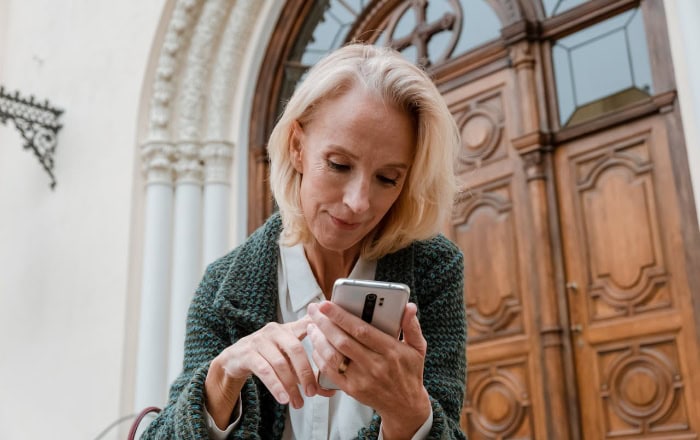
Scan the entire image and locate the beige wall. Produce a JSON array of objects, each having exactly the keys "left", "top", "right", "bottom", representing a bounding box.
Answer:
[
  {"left": 665, "top": 0, "right": 700, "bottom": 221},
  {"left": 0, "top": 1, "right": 164, "bottom": 439}
]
